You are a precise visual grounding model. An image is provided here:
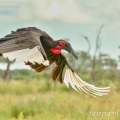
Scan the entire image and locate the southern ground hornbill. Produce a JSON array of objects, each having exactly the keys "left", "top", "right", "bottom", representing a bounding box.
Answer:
[{"left": 0, "top": 27, "right": 110, "bottom": 97}]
